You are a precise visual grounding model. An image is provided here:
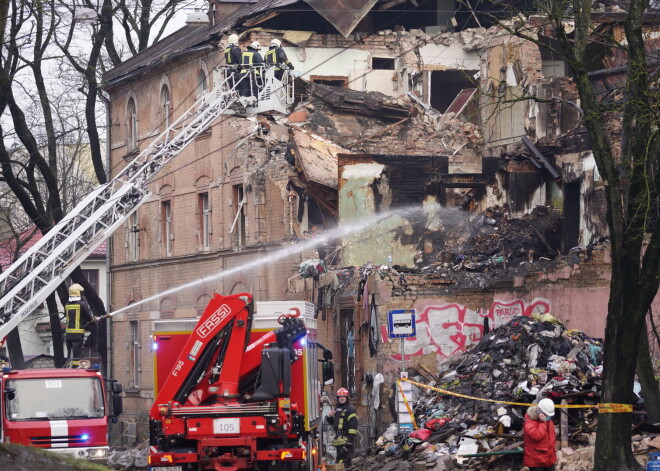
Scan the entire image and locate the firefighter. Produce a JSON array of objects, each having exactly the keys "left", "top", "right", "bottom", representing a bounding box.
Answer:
[
  {"left": 327, "top": 387, "right": 358, "bottom": 467},
  {"left": 264, "top": 38, "right": 294, "bottom": 81},
  {"left": 223, "top": 33, "right": 242, "bottom": 89},
  {"left": 64, "top": 283, "right": 98, "bottom": 368},
  {"left": 239, "top": 41, "right": 264, "bottom": 98}
]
